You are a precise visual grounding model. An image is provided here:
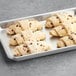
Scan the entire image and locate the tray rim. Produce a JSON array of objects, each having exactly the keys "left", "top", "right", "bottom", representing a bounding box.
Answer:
[{"left": 0, "top": 7, "right": 76, "bottom": 24}]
